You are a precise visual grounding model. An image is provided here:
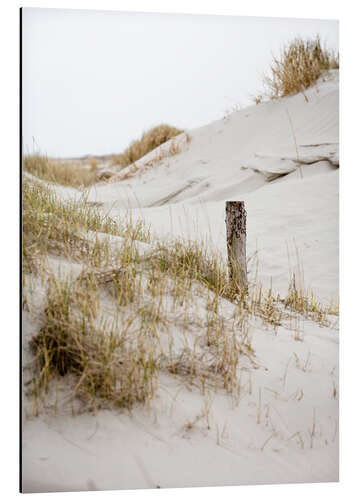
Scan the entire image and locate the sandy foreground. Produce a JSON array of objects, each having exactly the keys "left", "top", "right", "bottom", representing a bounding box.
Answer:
[{"left": 22, "top": 72, "right": 339, "bottom": 493}]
